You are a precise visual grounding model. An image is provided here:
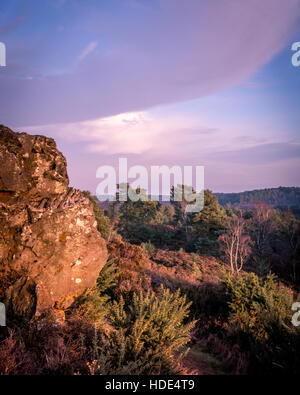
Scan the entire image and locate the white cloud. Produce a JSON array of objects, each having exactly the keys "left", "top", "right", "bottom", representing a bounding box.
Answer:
[
  {"left": 25, "top": 111, "right": 195, "bottom": 154},
  {"left": 23, "top": 109, "right": 271, "bottom": 158}
]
